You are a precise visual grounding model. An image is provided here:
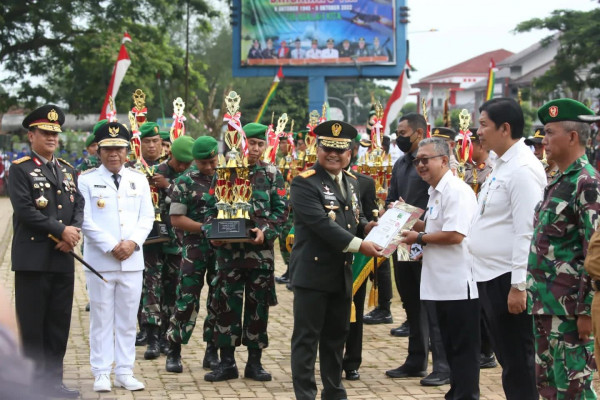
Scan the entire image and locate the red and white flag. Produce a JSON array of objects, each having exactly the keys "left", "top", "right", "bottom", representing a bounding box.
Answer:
[
  {"left": 99, "top": 33, "right": 132, "bottom": 121},
  {"left": 382, "top": 64, "right": 412, "bottom": 136}
]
